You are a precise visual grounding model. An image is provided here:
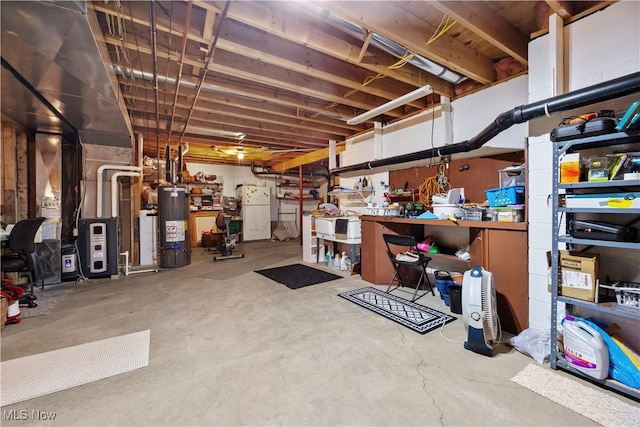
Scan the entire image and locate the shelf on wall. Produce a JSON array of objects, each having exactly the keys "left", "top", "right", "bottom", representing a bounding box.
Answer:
[
  {"left": 554, "top": 359, "right": 640, "bottom": 400},
  {"left": 559, "top": 296, "right": 640, "bottom": 321},
  {"left": 328, "top": 188, "right": 374, "bottom": 206},
  {"left": 278, "top": 183, "right": 319, "bottom": 188},
  {"left": 277, "top": 196, "right": 320, "bottom": 201}
]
